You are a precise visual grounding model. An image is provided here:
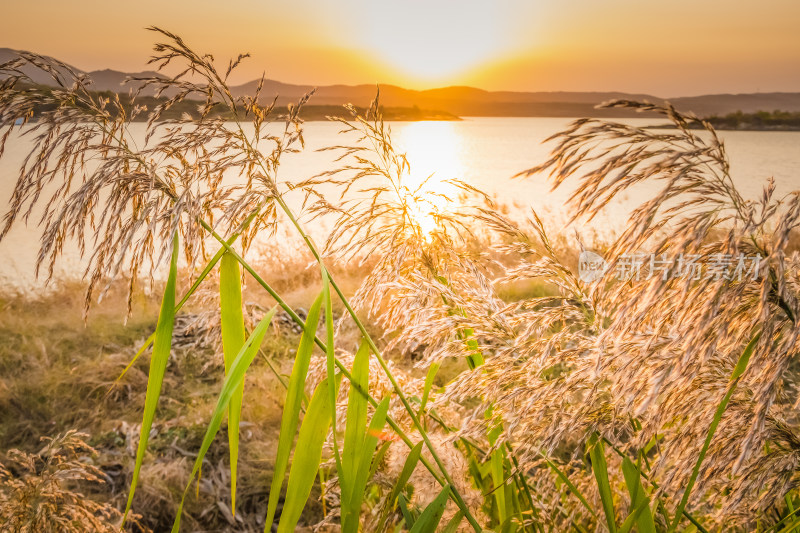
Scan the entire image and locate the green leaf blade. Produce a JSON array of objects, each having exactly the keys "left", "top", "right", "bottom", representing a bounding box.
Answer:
[
  {"left": 343, "top": 396, "right": 391, "bottom": 532},
  {"left": 265, "top": 291, "right": 325, "bottom": 529},
  {"left": 341, "top": 339, "right": 371, "bottom": 533},
  {"left": 409, "top": 484, "right": 451, "bottom": 533},
  {"left": 219, "top": 251, "right": 248, "bottom": 514},
  {"left": 378, "top": 441, "right": 425, "bottom": 531},
  {"left": 588, "top": 434, "right": 617, "bottom": 533},
  {"left": 418, "top": 361, "right": 441, "bottom": 416},
  {"left": 621, "top": 457, "right": 656, "bottom": 533},
  {"left": 277, "top": 376, "right": 340, "bottom": 533},
  {"left": 123, "top": 233, "right": 179, "bottom": 524}
]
